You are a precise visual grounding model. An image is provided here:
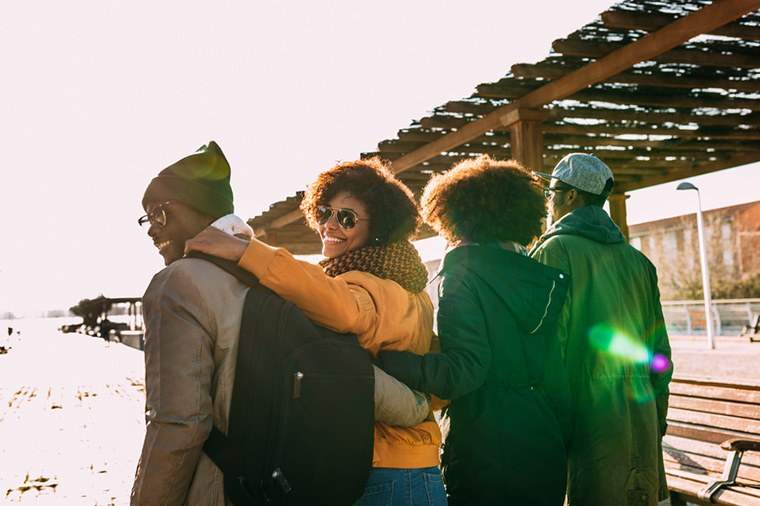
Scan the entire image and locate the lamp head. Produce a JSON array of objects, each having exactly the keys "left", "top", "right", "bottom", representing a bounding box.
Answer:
[{"left": 677, "top": 182, "right": 698, "bottom": 191}]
